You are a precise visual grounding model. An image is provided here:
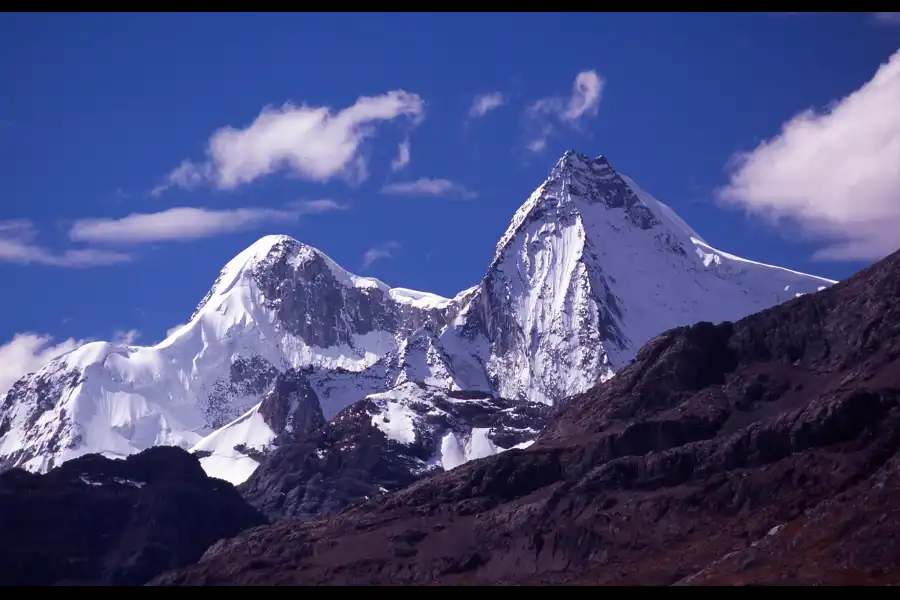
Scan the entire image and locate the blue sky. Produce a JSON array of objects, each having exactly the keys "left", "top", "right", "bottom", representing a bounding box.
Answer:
[{"left": 1, "top": 12, "right": 899, "bottom": 389}]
